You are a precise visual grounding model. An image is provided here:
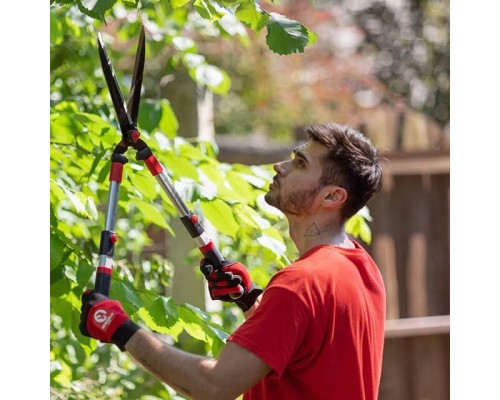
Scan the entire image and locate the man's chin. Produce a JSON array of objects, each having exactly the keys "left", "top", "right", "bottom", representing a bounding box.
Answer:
[
  {"left": 266, "top": 194, "right": 293, "bottom": 216},
  {"left": 264, "top": 192, "right": 272, "bottom": 205},
  {"left": 264, "top": 193, "right": 279, "bottom": 207}
]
